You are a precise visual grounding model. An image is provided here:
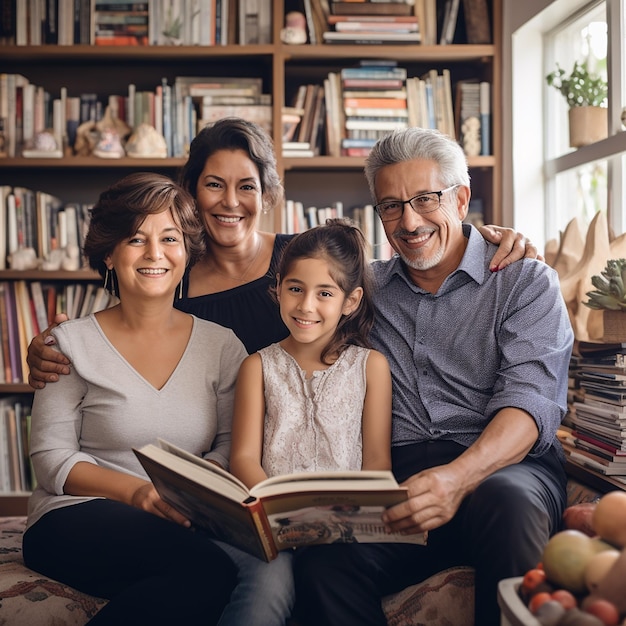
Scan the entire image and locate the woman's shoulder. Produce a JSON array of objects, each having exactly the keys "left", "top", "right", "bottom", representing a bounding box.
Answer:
[
  {"left": 52, "top": 314, "right": 97, "bottom": 340},
  {"left": 192, "top": 315, "right": 239, "bottom": 338}
]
